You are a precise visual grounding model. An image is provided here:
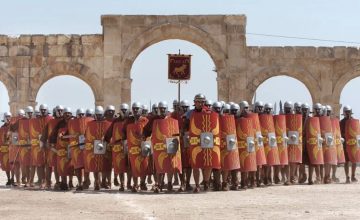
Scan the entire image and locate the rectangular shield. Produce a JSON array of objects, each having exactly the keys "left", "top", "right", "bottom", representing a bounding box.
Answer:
[
  {"left": 226, "top": 134, "right": 237, "bottom": 151},
  {"left": 325, "top": 132, "right": 334, "bottom": 147},
  {"left": 201, "top": 132, "right": 214, "bottom": 149},
  {"left": 93, "top": 140, "right": 106, "bottom": 155},
  {"left": 345, "top": 119, "right": 360, "bottom": 163}
]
